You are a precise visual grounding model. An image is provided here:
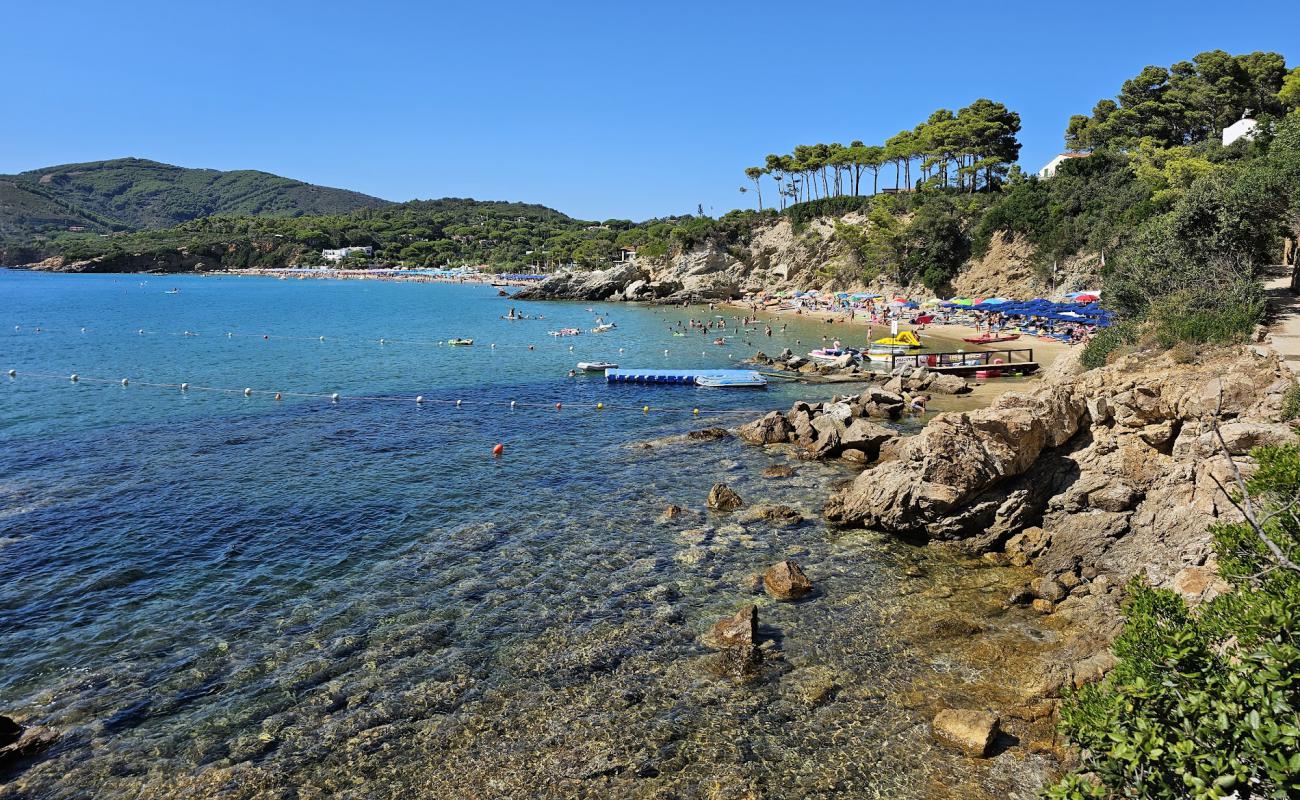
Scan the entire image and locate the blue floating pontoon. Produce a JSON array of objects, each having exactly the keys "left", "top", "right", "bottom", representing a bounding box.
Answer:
[{"left": 605, "top": 368, "right": 767, "bottom": 388}]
